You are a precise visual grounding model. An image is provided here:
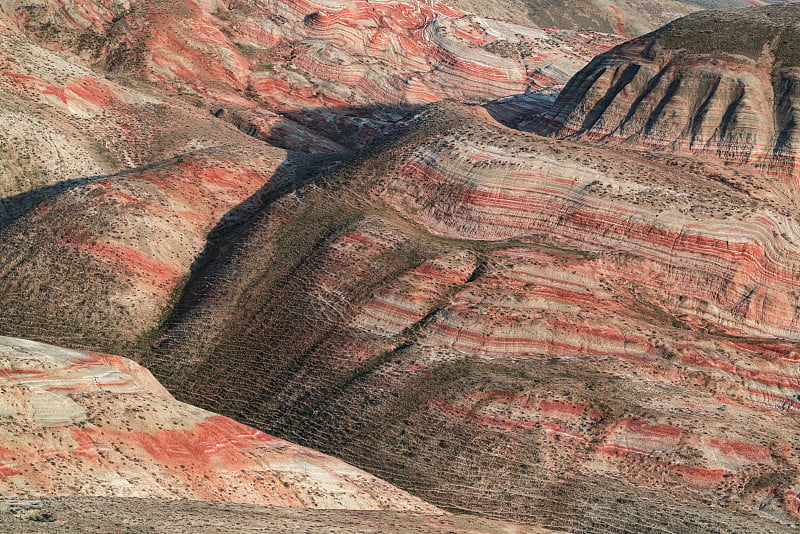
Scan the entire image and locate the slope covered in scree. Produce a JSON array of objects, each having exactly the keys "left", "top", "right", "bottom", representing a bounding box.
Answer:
[{"left": 0, "top": 497, "right": 543, "bottom": 534}]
